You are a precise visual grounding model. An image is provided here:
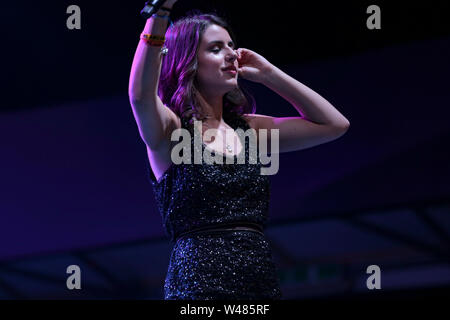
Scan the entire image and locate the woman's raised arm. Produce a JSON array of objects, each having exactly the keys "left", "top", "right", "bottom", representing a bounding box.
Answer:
[{"left": 128, "top": 1, "right": 180, "bottom": 150}]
